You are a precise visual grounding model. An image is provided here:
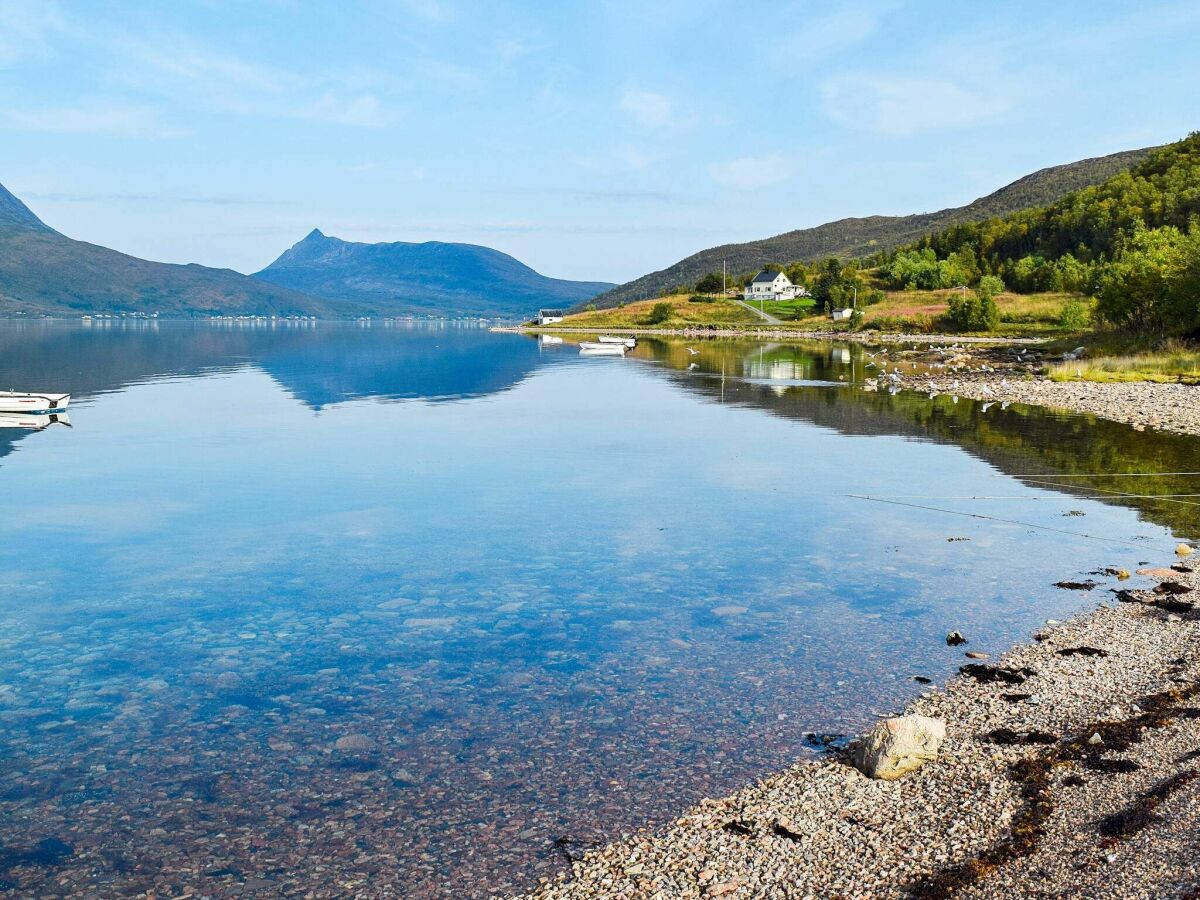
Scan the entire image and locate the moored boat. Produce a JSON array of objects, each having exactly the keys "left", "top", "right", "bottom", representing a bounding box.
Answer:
[
  {"left": 597, "top": 335, "right": 636, "bottom": 348},
  {"left": 0, "top": 391, "right": 71, "bottom": 414},
  {"left": 578, "top": 342, "right": 626, "bottom": 355}
]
